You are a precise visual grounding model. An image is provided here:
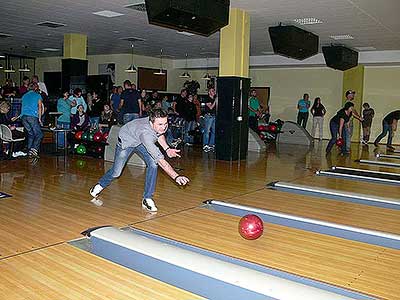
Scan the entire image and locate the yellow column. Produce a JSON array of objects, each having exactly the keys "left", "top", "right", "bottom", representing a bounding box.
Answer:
[
  {"left": 64, "top": 33, "right": 87, "bottom": 60},
  {"left": 219, "top": 8, "right": 250, "bottom": 77},
  {"left": 343, "top": 65, "right": 364, "bottom": 141}
]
